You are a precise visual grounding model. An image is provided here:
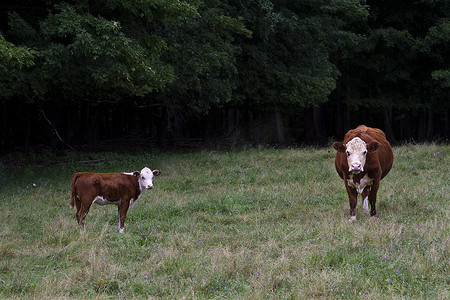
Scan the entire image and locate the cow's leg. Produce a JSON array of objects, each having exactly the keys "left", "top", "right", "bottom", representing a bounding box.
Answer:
[
  {"left": 117, "top": 206, "right": 122, "bottom": 233},
  {"left": 74, "top": 196, "right": 82, "bottom": 225},
  {"left": 75, "top": 195, "right": 81, "bottom": 213},
  {"left": 345, "top": 183, "right": 358, "bottom": 221},
  {"left": 368, "top": 180, "right": 380, "bottom": 217},
  {"left": 75, "top": 204, "right": 85, "bottom": 232},
  {"left": 77, "top": 202, "right": 92, "bottom": 231},
  {"left": 361, "top": 187, "right": 371, "bottom": 214},
  {"left": 118, "top": 202, "right": 129, "bottom": 233},
  {"left": 76, "top": 208, "right": 82, "bottom": 228}
]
